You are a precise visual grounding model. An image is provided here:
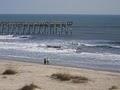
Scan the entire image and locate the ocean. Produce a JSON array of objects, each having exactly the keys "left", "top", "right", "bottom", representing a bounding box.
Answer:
[{"left": 0, "top": 14, "right": 120, "bottom": 72}]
